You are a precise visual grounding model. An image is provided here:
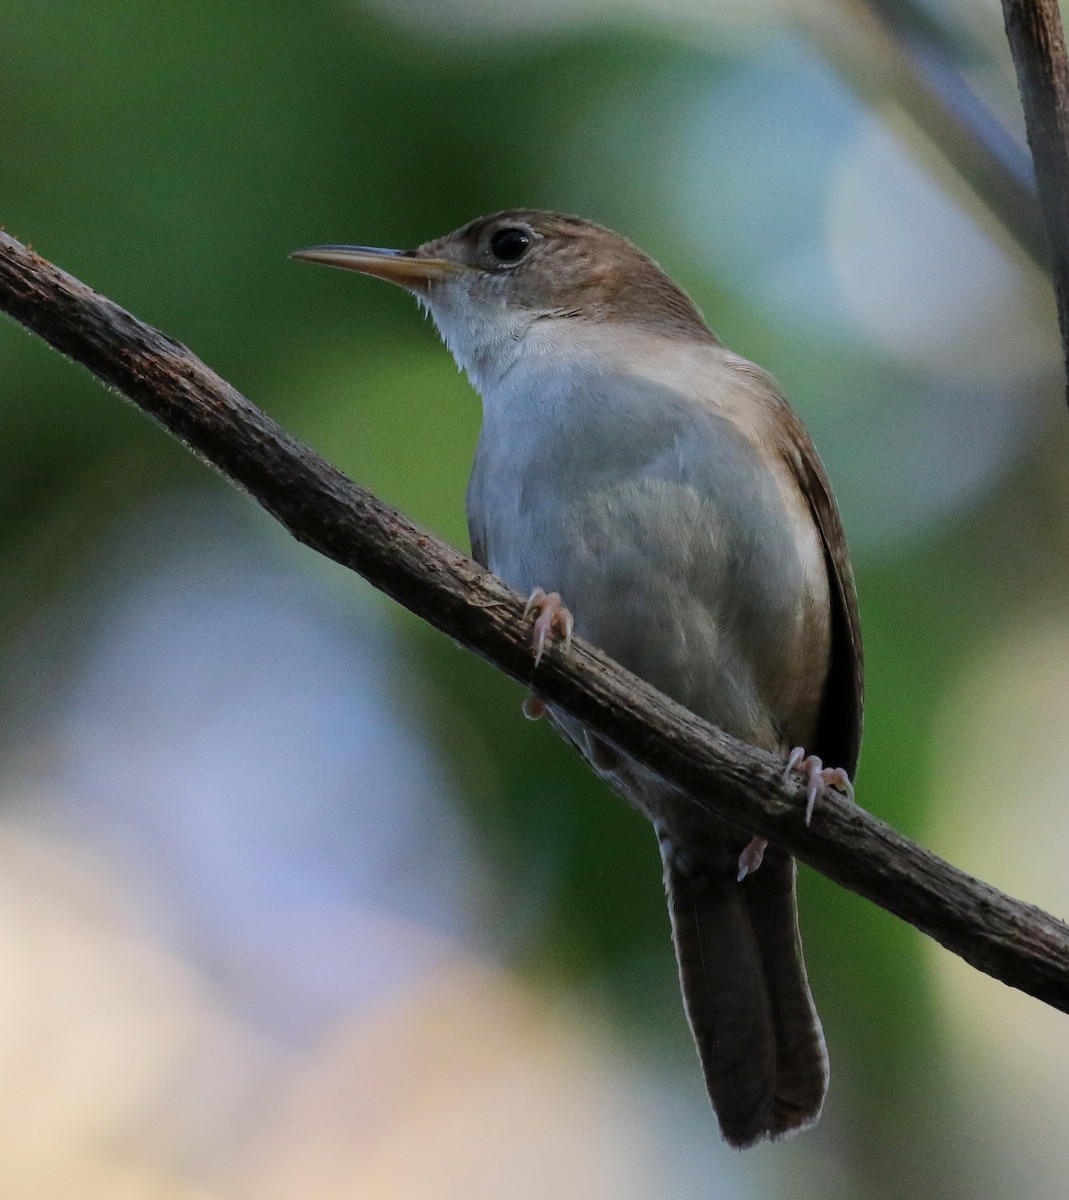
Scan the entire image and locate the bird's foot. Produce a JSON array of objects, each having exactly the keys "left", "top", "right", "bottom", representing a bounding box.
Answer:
[
  {"left": 785, "top": 747, "right": 855, "bottom": 826},
  {"left": 737, "top": 836, "right": 767, "bottom": 882},
  {"left": 523, "top": 587, "right": 574, "bottom": 668}
]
